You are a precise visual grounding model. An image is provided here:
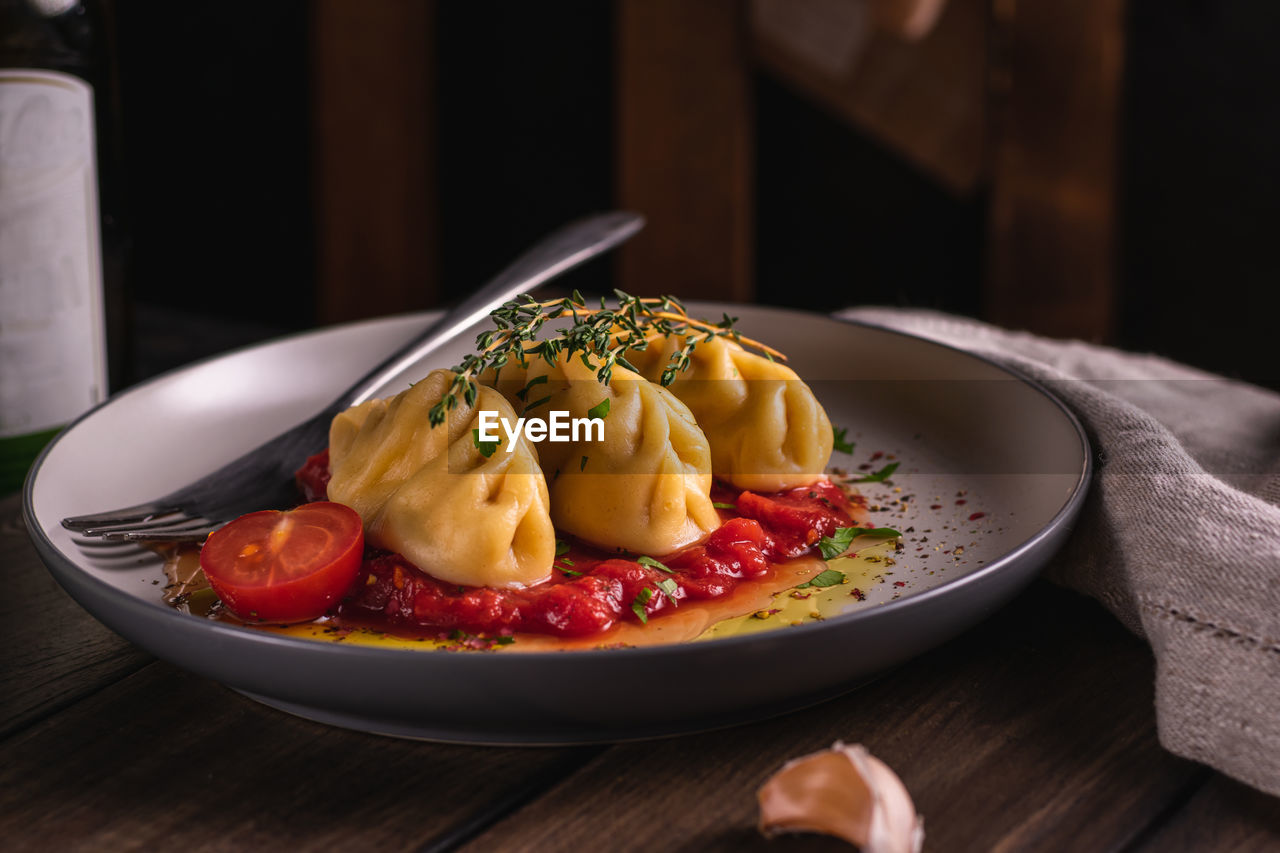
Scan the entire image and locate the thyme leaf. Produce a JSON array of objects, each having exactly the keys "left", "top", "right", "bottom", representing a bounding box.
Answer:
[{"left": 427, "top": 293, "right": 786, "bottom": 427}]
